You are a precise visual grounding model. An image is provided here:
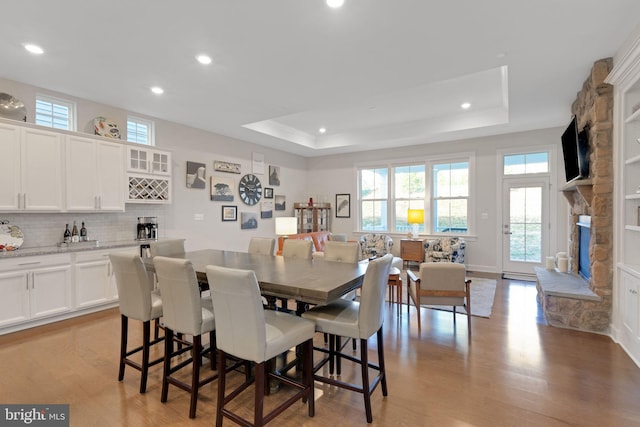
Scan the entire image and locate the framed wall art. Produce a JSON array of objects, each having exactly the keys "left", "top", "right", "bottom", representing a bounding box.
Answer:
[
  {"left": 213, "top": 160, "right": 241, "bottom": 174},
  {"left": 241, "top": 212, "right": 258, "bottom": 229},
  {"left": 264, "top": 187, "right": 274, "bottom": 198},
  {"left": 222, "top": 205, "right": 237, "bottom": 221},
  {"left": 269, "top": 165, "right": 281, "bottom": 186},
  {"left": 210, "top": 176, "right": 234, "bottom": 201},
  {"left": 336, "top": 193, "right": 350, "bottom": 218},
  {"left": 275, "top": 195, "right": 286, "bottom": 211},
  {"left": 186, "top": 161, "right": 206, "bottom": 189},
  {"left": 261, "top": 201, "right": 273, "bottom": 218}
]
